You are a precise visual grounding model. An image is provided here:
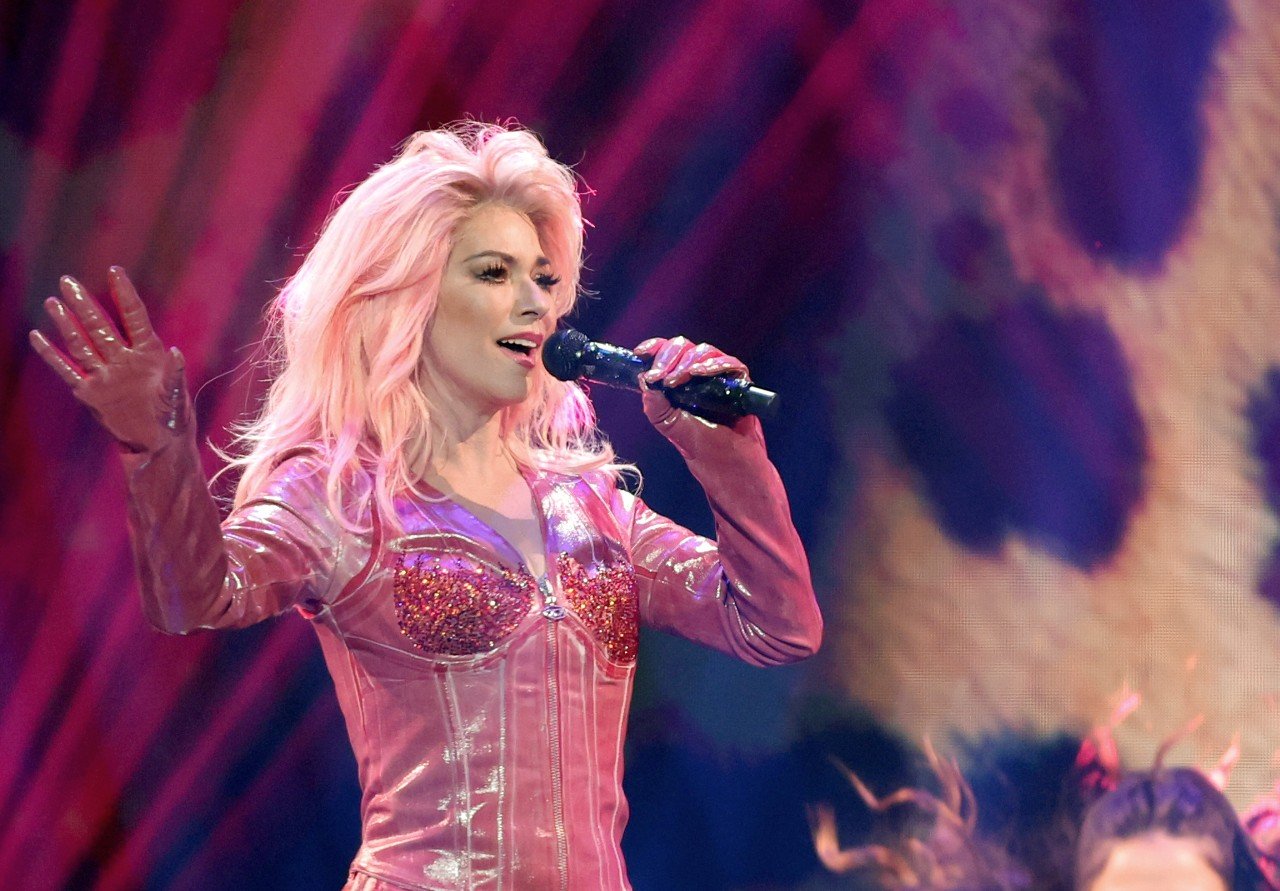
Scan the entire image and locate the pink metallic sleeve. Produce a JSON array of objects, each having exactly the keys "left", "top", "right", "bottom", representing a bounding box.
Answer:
[
  {"left": 626, "top": 407, "right": 823, "bottom": 666},
  {"left": 119, "top": 429, "right": 342, "bottom": 634}
]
